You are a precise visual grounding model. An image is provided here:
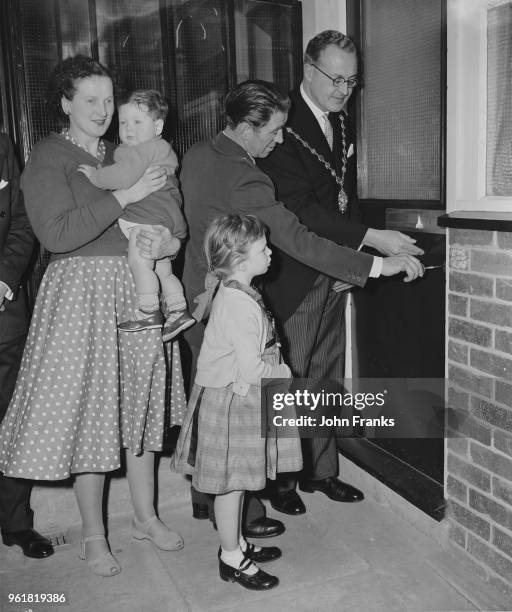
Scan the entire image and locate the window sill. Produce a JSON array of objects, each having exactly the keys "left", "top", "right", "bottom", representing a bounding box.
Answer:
[{"left": 438, "top": 211, "right": 512, "bottom": 231}]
